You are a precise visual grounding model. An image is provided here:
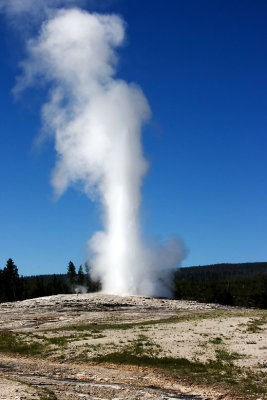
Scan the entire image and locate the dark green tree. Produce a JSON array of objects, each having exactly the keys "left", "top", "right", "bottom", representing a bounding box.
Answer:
[
  {"left": 67, "top": 261, "right": 77, "bottom": 292},
  {"left": 2, "top": 258, "right": 20, "bottom": 301},
  {"left": 47, "top": 274, "right": 62, "bottom": 295},
  {"left": 30, "top": 276, "right": 46, "bottom": 298},
  {"left": 77, "top": 265, "right": 85, "bottom": 286}
]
